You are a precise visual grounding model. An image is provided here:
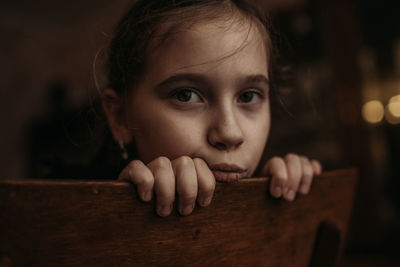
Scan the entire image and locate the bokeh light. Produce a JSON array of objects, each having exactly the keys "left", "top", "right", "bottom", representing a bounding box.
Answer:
[
  {"left": 387, "top": 95, "right": 400, "bottom": 117},
  {"left": 385, "top": 94, "right": 400, "bottom": 124},
  {"left": 362, "top": 100, "right": 385, "bottom": 124}
]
